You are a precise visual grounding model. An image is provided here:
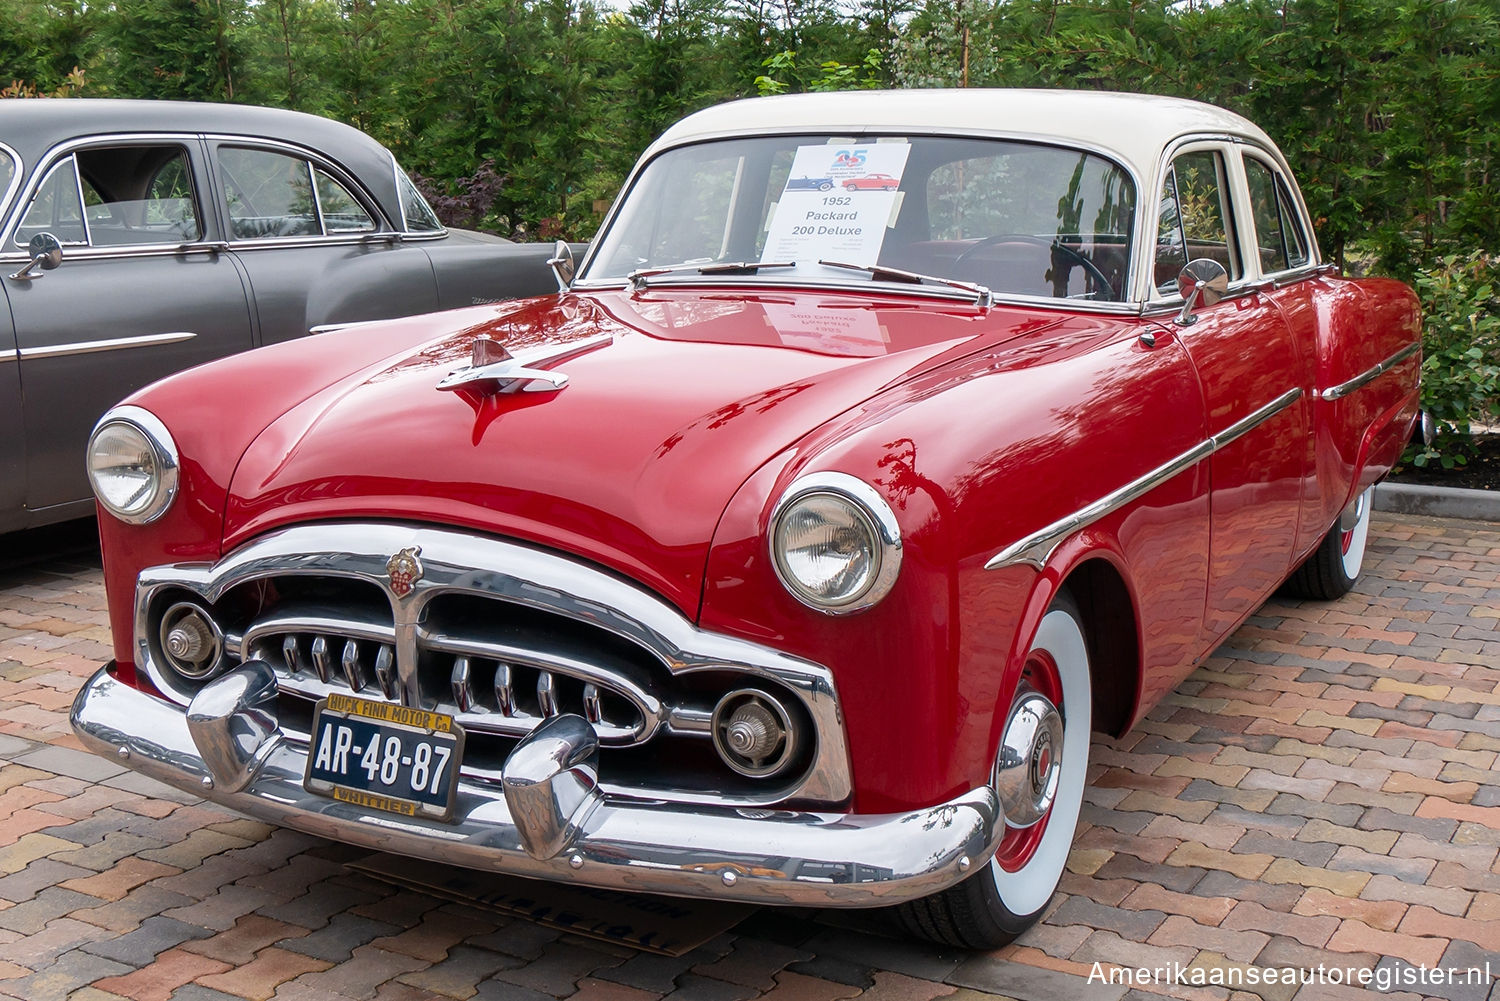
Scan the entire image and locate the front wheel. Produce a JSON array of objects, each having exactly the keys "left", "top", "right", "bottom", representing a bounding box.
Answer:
[
  {"left": 896, "top": 592, "right": 1092, "bottom": 948},
  {"left": 1283, "top": 485, "right": 1373, "bottom": 600}
]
